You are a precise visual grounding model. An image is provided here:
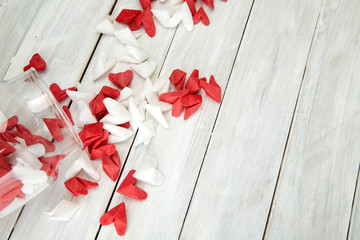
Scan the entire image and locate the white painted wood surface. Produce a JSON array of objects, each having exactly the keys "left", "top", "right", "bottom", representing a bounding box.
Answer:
[
  {"left": 0, "top": 0, "right": 43, "bottom": 79},
  {"left": 1, "top": 0, "right": 360, "bottom": 239},
  {"left": 180, "top": 0, "right": 323, "bottom": 239},
  {"left": 265, "top": 0, "right": 360, "bottom": 239},
  {"left": 348, "top": 167, "right": 360, "bottom": 240}
]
